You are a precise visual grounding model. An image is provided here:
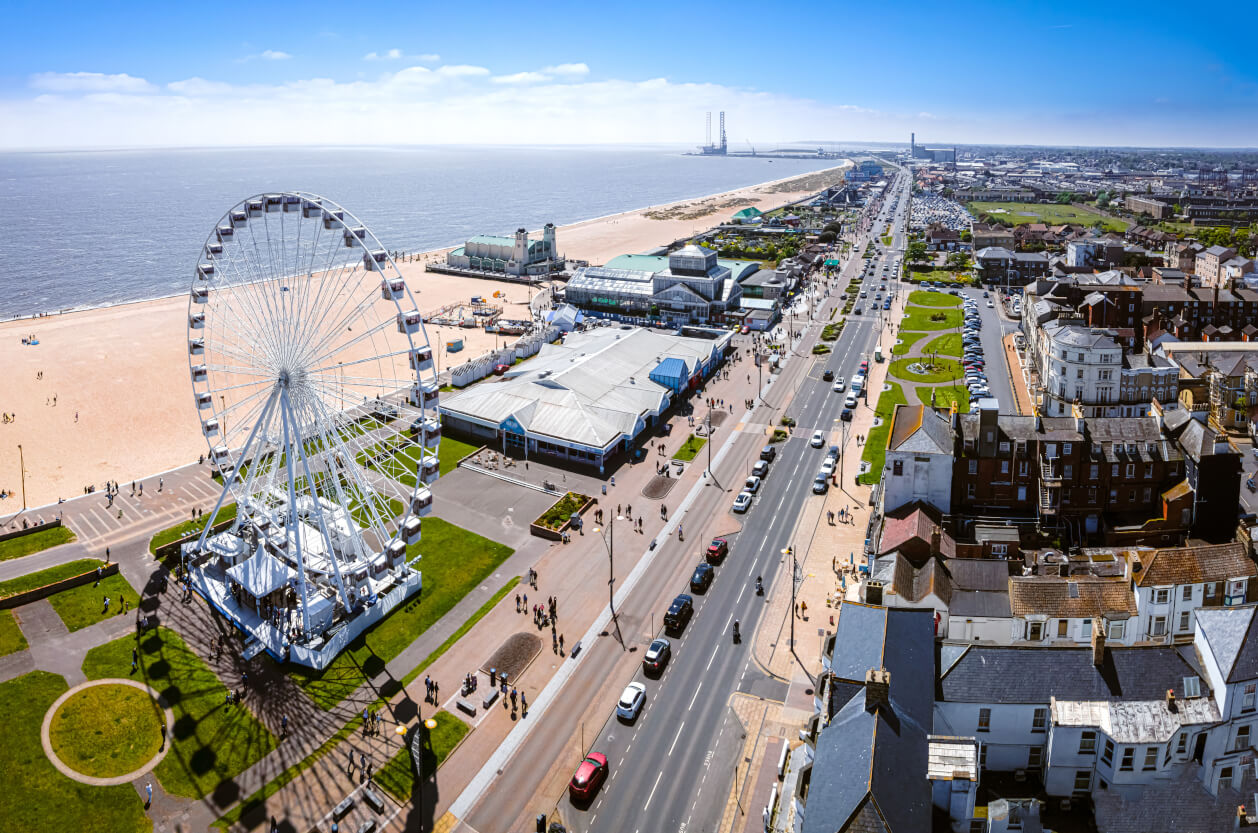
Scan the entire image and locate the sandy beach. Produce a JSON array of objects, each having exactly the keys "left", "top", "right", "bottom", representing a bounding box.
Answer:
[{"left": 0, "top": 163, "right": 847, "bottom": 510}]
